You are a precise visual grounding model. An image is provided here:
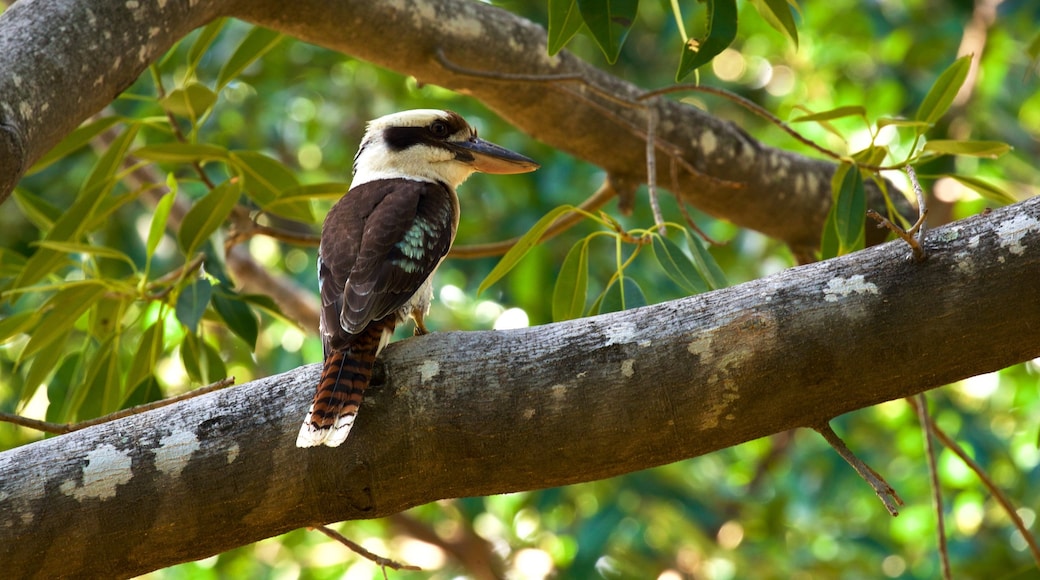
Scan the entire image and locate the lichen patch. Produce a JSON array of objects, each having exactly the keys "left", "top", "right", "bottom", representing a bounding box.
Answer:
[
  {"left": 155, "top": 431, "right": 200, "bottom": 478},
  {"left": 995, "top": 214, "right": 1039, "bottom": 256},
  {"left": 419, "top": 360, "right": 440, "bottom": 383},
  {"left": 59, "top": 444, "right": 133, "bottom": 502},
  {"left": 823, "top": 275, "right": 879, "bottom": 302}
]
